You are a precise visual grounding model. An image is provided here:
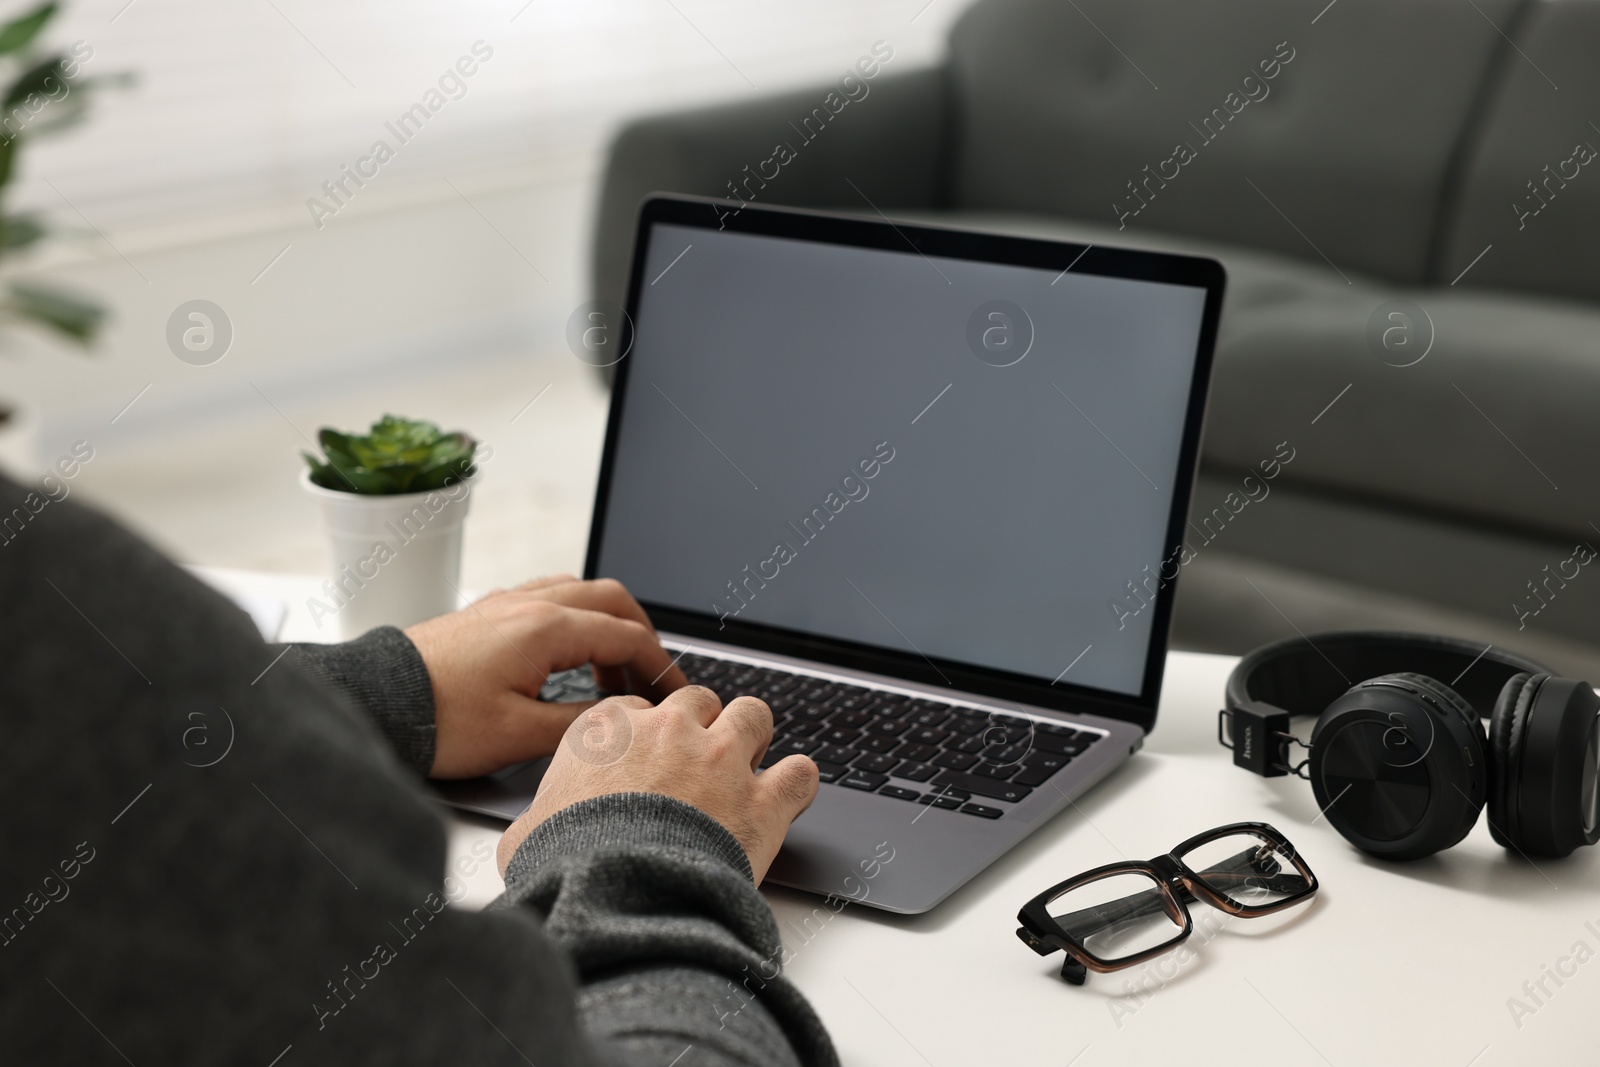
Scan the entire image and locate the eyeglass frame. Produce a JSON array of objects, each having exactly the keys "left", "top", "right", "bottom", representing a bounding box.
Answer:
[{"left": 1014, "top": 821, "right": 1319, "bottom": 984}]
